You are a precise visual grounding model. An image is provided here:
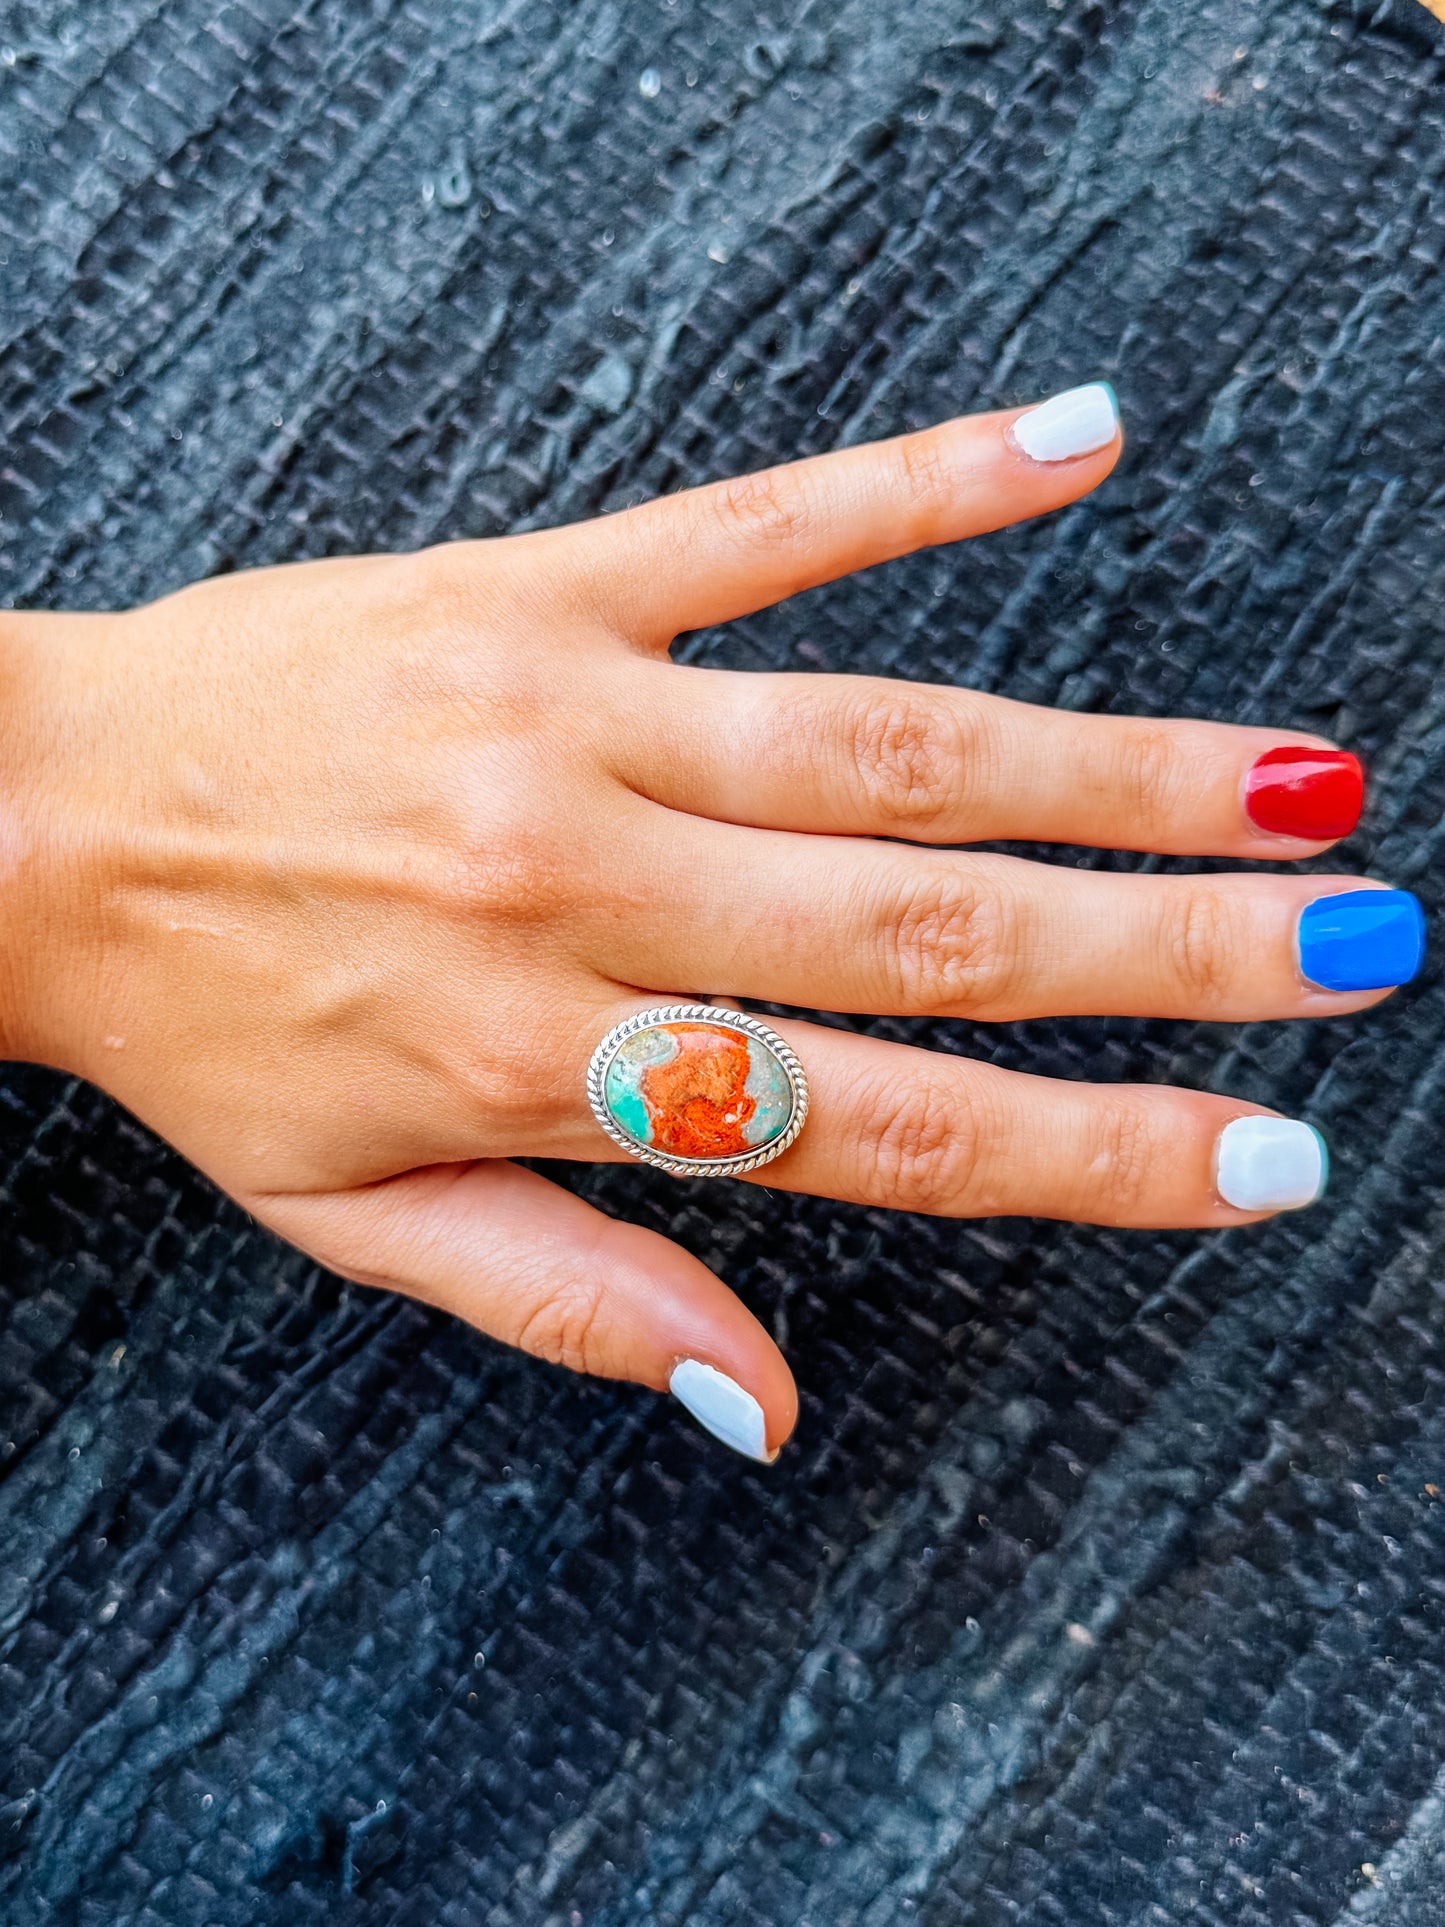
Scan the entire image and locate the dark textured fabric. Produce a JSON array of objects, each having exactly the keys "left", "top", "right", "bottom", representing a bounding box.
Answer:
[{"left": 4, "top": 0, "right": 1445, "bottom": 1920}]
